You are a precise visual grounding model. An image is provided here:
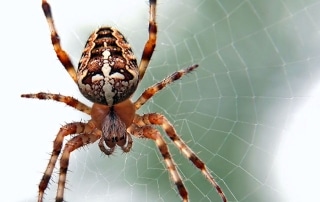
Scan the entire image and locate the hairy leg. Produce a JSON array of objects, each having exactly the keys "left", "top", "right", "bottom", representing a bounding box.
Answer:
[
  {"left": 55, "top": 122, "right": 102, "bottom": 201},
  {"left": 41, "top": 0, "right": 77, "bottom": 83},
  {"left": 128, "top": 121, "right": 188, "bottom": 201},
  {"left": 38, "top": 122, "right": 86, "bottom": 202},
  {"left": 134, "top": 65, "right": 198, "bottom": 110},
  {"left": 21, "top": 93, "right": 91, "bottom": 115},
  {"left": 136, "top": 113, "right": 227, "bottom": 202},
  {"left": 138, "top": 0, "right": 157, "bottom": 80}
]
